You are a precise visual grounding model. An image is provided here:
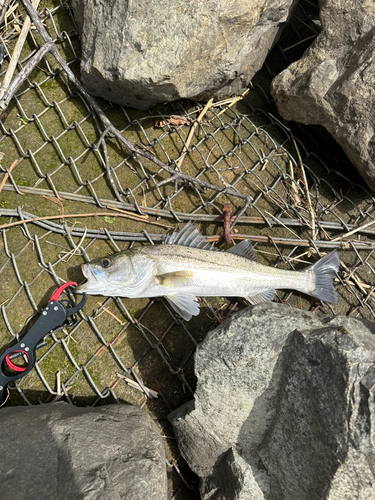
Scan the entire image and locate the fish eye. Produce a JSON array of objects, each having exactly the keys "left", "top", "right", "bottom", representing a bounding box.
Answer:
[{"left": 101, "top": 257, "right": 112, "bottom": 268}]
